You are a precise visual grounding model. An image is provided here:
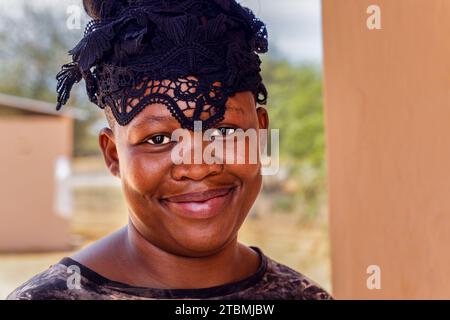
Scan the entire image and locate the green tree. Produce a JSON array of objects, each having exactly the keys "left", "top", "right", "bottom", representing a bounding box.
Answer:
[{"left": 262, "top": 58, "right": 326, "bottom": 218}]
